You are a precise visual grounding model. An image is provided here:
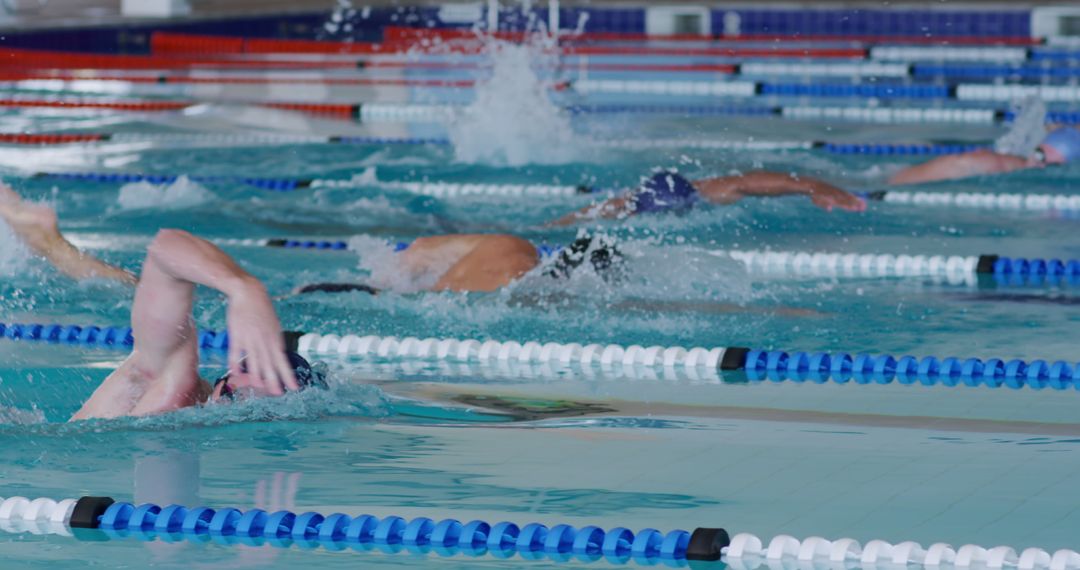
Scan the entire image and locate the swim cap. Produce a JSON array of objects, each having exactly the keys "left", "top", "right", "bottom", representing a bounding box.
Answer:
[
  {"left": 297, "top": 282, "right": 378, "bottom": 295},
  {"left": 1039, "top": 128, "right": 1080, "bottom": 164},
  {"left": 630, "top": 171, "right": 699, "bottom": 214},
  {"left": 213, "top": 350, "right": 327, "bottom": 400},
  {"left": 545, "top": 233, "right": 626, "bottom": 283},
  {"left": 287, "top": 351, "right": 328, "bottom": 390}
]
